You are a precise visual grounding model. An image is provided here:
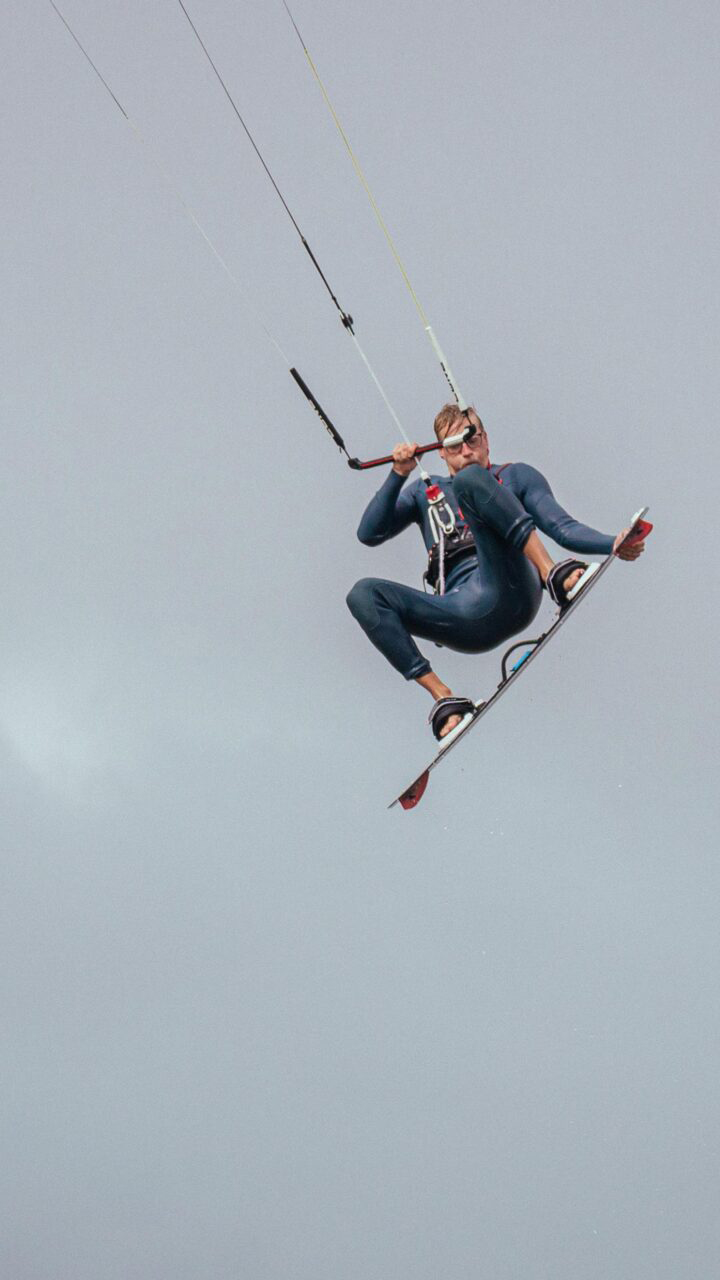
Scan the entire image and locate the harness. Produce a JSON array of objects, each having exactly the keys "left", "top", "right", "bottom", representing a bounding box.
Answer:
[{"left": 423, "top": 483, "right": 458, "bottom": 595}]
